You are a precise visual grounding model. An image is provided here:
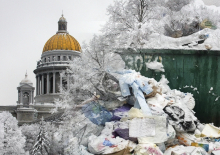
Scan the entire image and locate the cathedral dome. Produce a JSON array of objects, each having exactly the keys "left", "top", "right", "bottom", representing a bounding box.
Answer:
[
  {"left": 42, "top": 33, "right": 81, "bottom": 53},
  {"left": 20, "top": 73, "right": 32, "bottom": 84},
  {"left": 42, "top": 14, "right": 81, "bottom": 53},
  {"left": 59, "top": 16, "right": 66, "bottom": 22}
]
